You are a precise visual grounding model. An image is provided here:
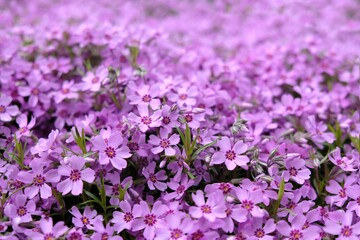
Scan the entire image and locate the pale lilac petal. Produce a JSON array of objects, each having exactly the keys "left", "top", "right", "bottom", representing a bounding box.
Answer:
[{"left": 81, "top": 168, "right": 95, "bottom": 182}]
